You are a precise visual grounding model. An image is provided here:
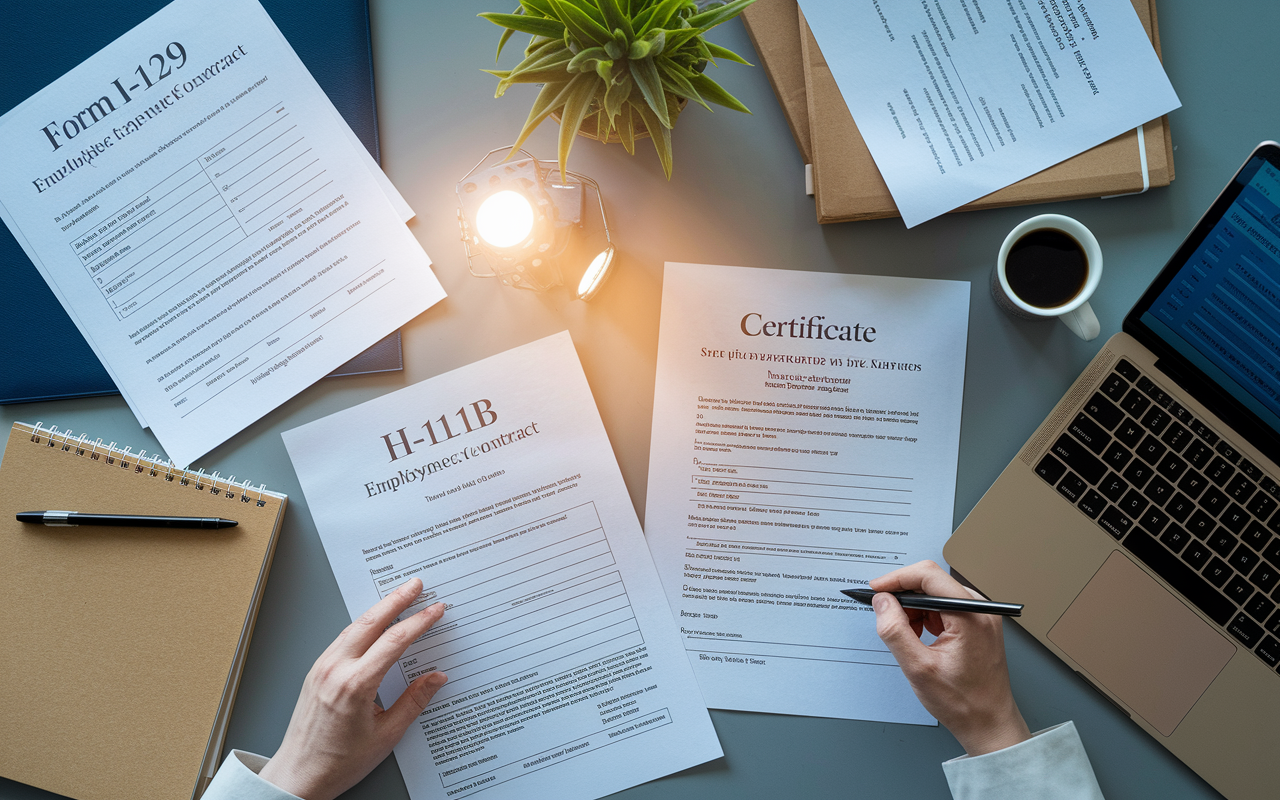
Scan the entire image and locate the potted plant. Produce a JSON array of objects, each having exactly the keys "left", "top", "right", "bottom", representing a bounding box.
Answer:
[{"left": 480, "top": 0, "right": 758, "bottom": 179}]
